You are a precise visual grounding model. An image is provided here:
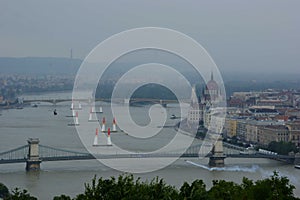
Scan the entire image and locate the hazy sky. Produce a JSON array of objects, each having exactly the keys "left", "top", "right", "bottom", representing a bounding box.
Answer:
[{"left": 0, "top": 0, "right": 299, "bottom": 73}]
